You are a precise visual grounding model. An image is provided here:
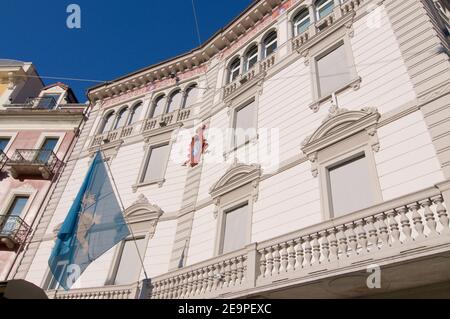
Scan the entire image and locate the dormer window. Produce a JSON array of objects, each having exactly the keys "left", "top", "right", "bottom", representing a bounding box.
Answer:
[
  {"left": 315, "top": 0, "right": 334, "bottom": 20},
  {"left": 244, "top": 45, "right": 259, "bottom": 72},
  {"left": 37, "top": 93, "right": 61, "bottom": 109},
  {"left": 229, "top": 57, "right": 241, "bottom": 83},
  {"left": 293, "top": 9, "right": 311, "bottom": 36},
  {"left": 262, "top": 31, "right": 277, "bottom": 58}
]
